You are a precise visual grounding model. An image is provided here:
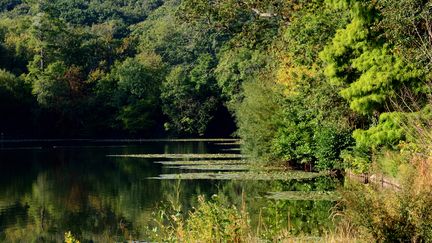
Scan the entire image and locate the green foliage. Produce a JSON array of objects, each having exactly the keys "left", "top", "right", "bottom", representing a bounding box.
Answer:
[
  {"left": 215, "top": 47, "right": 268, "bottom": 110},
  {"left": 353, "top": 112, "right": 405, "bottom": 150},
  {"left": 179, "top": 0, "right": 296, "bottom": 47},
  {"left": 235, "top": 1, "right": 353, "bottom": 169},
  {"left": 319, "top": 0, "right": 428, "bottom": 172},
  {"left": 376, "top": 0, "right": 432, "bottom": 70},
  {"left": 3, "top": 0, "right": 432, "bottom": 241},
  {"left": 0, "top": 68, "right": 30, "bottom": 99},
  {"left": 271, "top": 86, "right": 353, "bottom": 170},
  {"left": 117, "top": 99, "right": 158, "bottom": 134},
  {"left": 184, "top": 195, "right": 249, "bottom": 241},
  {"left": 4, "top": 0, "right": 162, "bottom": 27},
  {"left": 282, "top": 1, "right": 350, "bottom": 66},
  {"left": 271, "top": 107, "right": 315, "bottom": 165},
  {"left": 342, "top": 177, "right": 432, "bottom": 242},
  {"left": 236, "top": 79, "right": 282, "bottom": 161},
  {"left": 0, "top": 0, "right": 172, "bottom": 137},
  {"left": 340, "top": 47, "right": 423, "bottom": 115},
  {"left": 314, "top": 126, "right": 353, "bottom": 170},
  {"left": 113, "top": 55, "right": 163, "bottom": 99},
  {"left": 99, "top": 54, "right": 164, "bottom": 133},
  {"left": 31, "top": 61, "right": 71, "bottom": 109},
  {"left": 148, "top": 195, "right": 250, "bottom": 242},
  {"left": 0, "top": 0, "right": 431, "bottom": 176},
  {"left": 146, "top": 176, "right": 343, "bottom": 242},
  {"left": 133, "top": 1, "right": 214, "bottom": 66},
  {"left": 161, "top": 54, "right": 220, "bottom": 136},
  {"left": 64, "top": 231, "right": 80, "bottom": 243}
]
